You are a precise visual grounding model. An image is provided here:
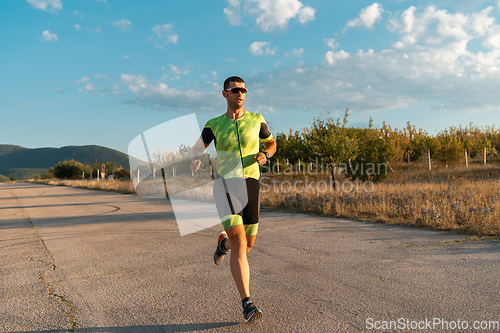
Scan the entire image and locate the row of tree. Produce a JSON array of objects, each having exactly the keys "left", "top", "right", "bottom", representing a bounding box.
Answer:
[
  {"left": 42, "top": 159, "right": 129, "bottom": 180},
  {"left": 272, "top": 110, "right": 499, "bottom": 181}
]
